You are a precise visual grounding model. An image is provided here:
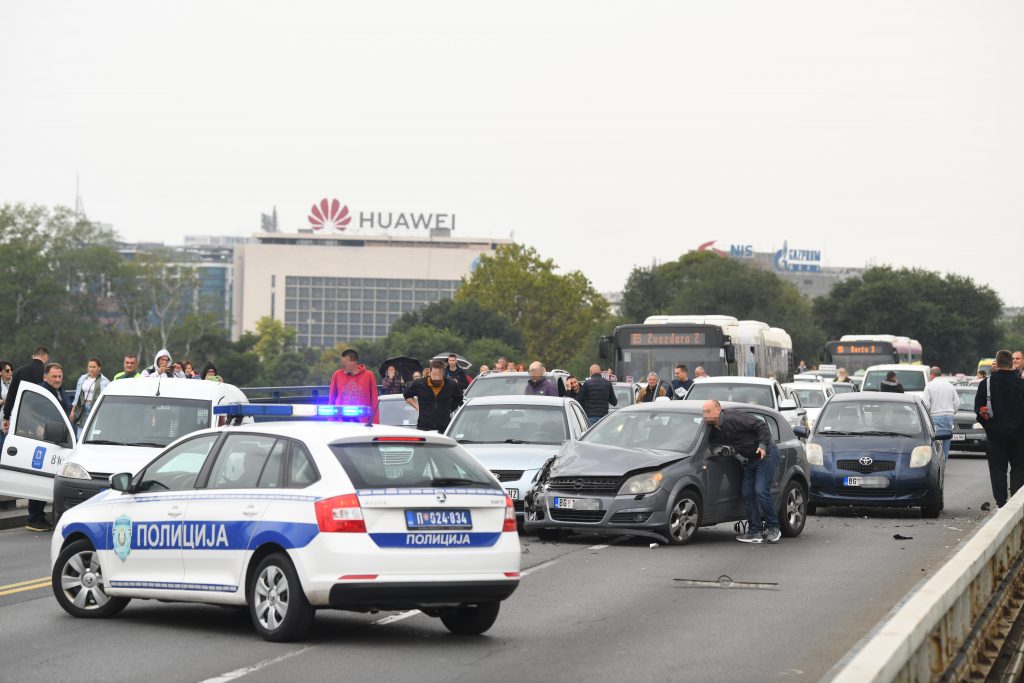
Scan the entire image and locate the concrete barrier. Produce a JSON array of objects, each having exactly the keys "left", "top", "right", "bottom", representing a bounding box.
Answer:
[{"left": 827, "top": 489, "right": 1024, "bottom": 683}]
